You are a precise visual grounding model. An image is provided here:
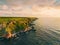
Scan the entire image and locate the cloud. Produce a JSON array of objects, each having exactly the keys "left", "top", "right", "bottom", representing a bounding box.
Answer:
[
  {"left": 6, "top": 0, "right": 53, "bottom": 6},
  {"left": 6, "top": 0, "right": 59, "bottom": 6},
  {"left": 2, "top": 5, "right": 8, "bottom": 10},
  {"left": 0, "top": 6, "right": 60, "bottom": 17},
  {"left": 0, "top": 0, "right": 60, "bottom": 17},
  {"left": 0, "top": 0, "right": 60, "bottom": 6}
]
